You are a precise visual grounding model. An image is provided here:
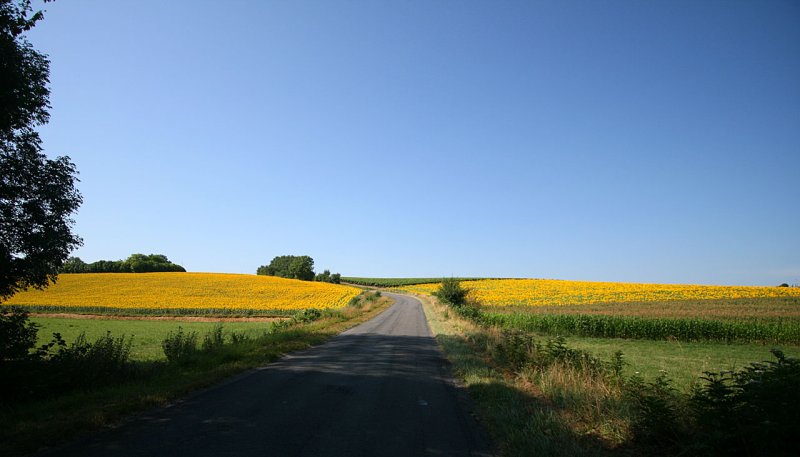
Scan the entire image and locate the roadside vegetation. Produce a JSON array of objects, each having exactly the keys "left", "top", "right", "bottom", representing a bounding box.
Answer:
[
  {"left": 30, "top": 317, "right": 280, "bottom": 361},
  {"left": 419, "top": 279, "right": 800, "bottom": 456},
  {"left": 0, "top": 291, "right": 390, "bottom": 456}
]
